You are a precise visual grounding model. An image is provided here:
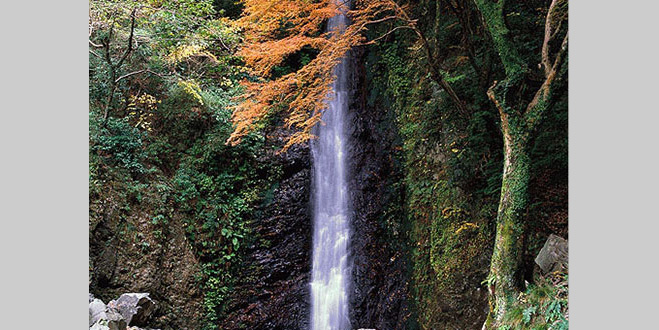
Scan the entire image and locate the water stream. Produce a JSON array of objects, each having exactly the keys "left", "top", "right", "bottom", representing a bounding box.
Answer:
[{"left": 310, "top": 2, "right": 352, "bottom": 329}]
